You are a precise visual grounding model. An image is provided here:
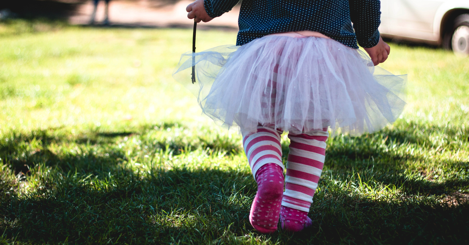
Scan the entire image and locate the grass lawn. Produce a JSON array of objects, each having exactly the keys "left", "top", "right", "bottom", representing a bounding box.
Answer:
[{"left": 1, "top": 19, "right": 468, "bottom": 244}]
